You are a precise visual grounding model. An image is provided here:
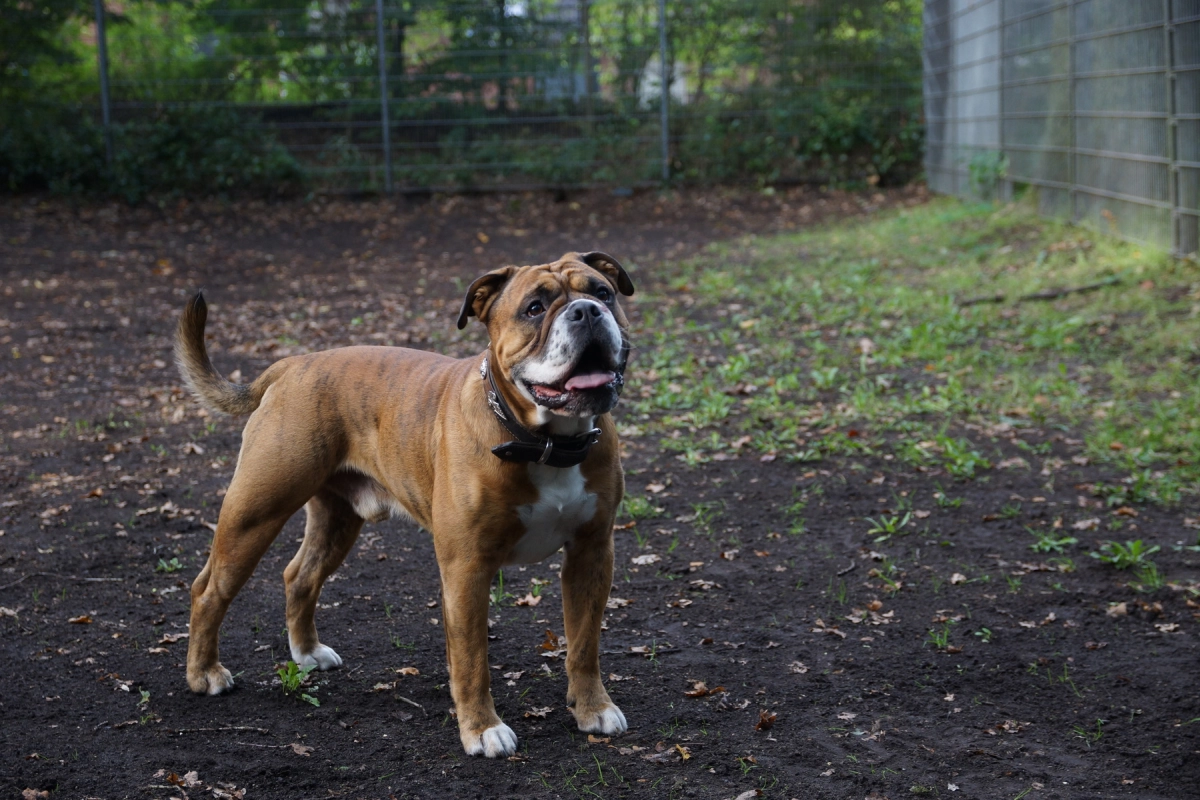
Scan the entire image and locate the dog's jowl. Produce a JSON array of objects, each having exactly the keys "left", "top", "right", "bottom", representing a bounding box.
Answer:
[{"left": 175, "top": 251, "right": 635, "bottom": 758}]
